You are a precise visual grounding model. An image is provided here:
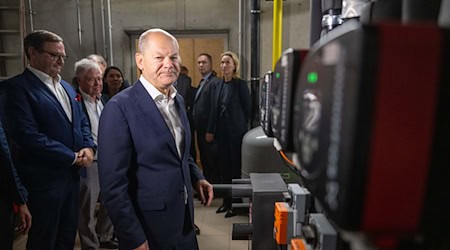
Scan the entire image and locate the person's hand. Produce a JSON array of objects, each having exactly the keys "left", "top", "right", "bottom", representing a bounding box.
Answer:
[
  {"left": 195, "top": 179, "right": 214, "bottom": 206},
  {"left": 134, "top": 240, "right": 149, "bottom": 250},
  {"left": 76, "top": 148, "right": 94, "bottom": 167},
  {"left": 17, "top": 204, "right": 32, "bottom": 235},
  {"left": 205, "top": 133, "right": 214, "bottom": 143}
]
